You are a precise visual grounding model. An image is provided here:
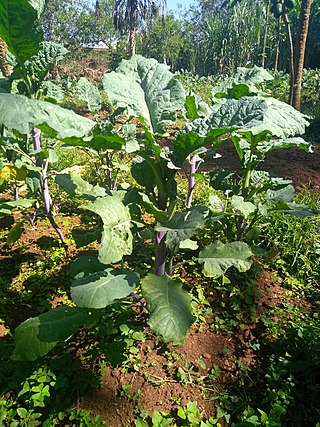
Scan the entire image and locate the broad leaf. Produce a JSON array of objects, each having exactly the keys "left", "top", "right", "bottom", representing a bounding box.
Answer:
[
  {"left": 212, "top": 65, "right": 273, "bottom": 98},
  {"left": 72, "top": 229, "right": 102, "bottom": 248},
  {"left": 172, "top": 129, "right": 229, "bottom": 167},
  {"left": 0, "top": 199, "right": 36, "bottom": 217},
  {"left": 0, "top": 0, "right": 45, "bottom": 65},
  {"left": 234, "top": 66, "right": 274, "bottom": 85},
  {"left": 273, "top": 201, "right": 320, "bottom": 218},
  {"left": 7, "top": 221, "right": 24, "bottom": 243},
  {"left": 71, "top": 268, "right": 139, "bottom": 308},
  {"left": 0, "top": 94, "right": 94, "bottom": 138},
  {"left": 131, "top": 156, "right": 157, "bottom": 190},
  {"left": 192, "top": 97, "right": 309, "bottom": 138},
  {"left": 209, "top": 194, "right": 225, "bottom": 214},
  {"left": 231, "top": 196, "right": 256, "bottom": 218},
  {"left": 198, "top": 241, "right": 253, "bottom": 277},
  {"left": 12, "top": 307, "right": 92, "bottom": 361},
  {"left": 179, "top": 239, "right": 199, "bottom": 250},
  {"left": 0, "top": 164, "right": 27, "bottom": 181},
  {"left": 266, "top": 185, "right": 295, "bottom": 203},
  {"left": 70, "top": 255, "right": 107, "bottom": 280},
  {"left": 24, "top": 41, "right": 68, "bottom": 87},
  {"left": 156, "top": 206, "right": 209, "bottom": 252},
  {"left": 85, "top": 195, "right": 133, "bottom": 264},
  {"left": 75, "top": 77, "right": 101, "bottom": 112},
  {"left": 55, "top": 172, "right": 107, "bottom": 198},
  {"left": 42, "top": 81, "right": 64, "bottom": 103},
  {"left": 256, "top": 137, "right": 312, "bottom": 154},
  {"left": 102, "top": 55, "right": 186, "bottom": 131},
  {"left": 185, "top": 94, "right": 209, "bottom": 120},
  {"left": 141, "top": 274, "right": 195, "bottom": 344}
]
